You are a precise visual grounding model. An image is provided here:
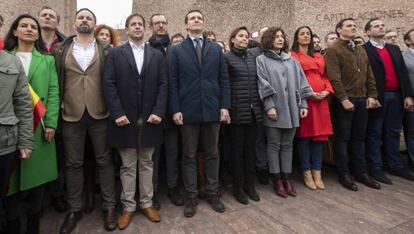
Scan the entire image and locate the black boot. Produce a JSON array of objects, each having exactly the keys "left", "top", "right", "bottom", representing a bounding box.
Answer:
[
  {"left": 257, "top": 169, "right": 269, "bottom": 185},
  {"left": 233, "top": 187, "right": 248, "bottom": 205},
  {"left": 244, "top": 184, "right": 260, "bottom": 201}
]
